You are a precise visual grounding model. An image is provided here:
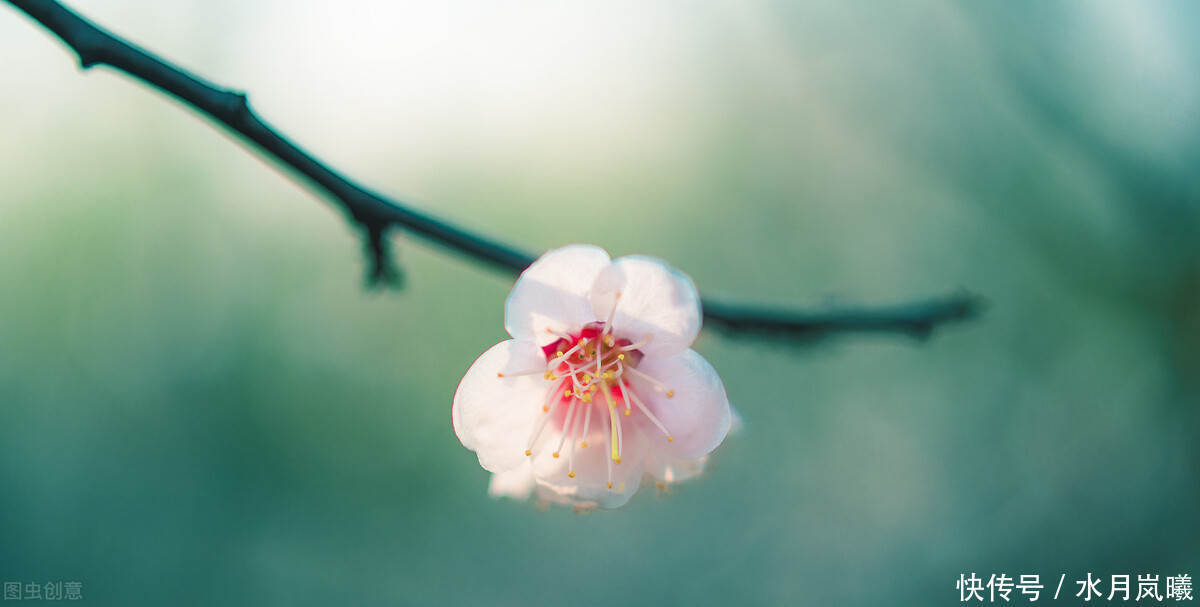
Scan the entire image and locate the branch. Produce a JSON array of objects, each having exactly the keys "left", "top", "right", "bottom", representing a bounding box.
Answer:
[
  {"left": 5, "top": 0, "right": 983, "bottom": 342},
  {"left": 701, "top": 292, "right": 982, "bottom": 343}
]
